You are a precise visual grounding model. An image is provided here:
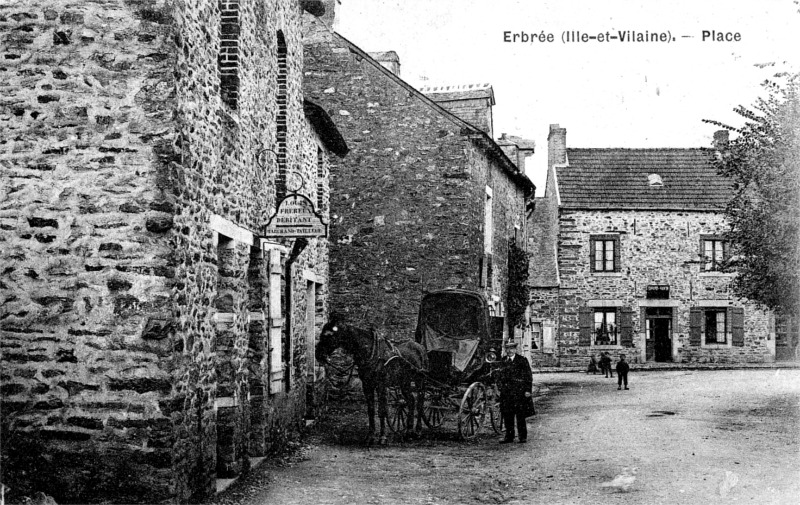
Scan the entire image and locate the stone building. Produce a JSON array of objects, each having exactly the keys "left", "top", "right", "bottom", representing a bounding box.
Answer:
[
  {"left": 302, "top": 3, "right": 535, "bottom": 341},
  {"left": 527, "top": 125, "right": 775, "bottom": 368},
  {"left": 0, "top": 0, "right": 346, "bottom": 503}
]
